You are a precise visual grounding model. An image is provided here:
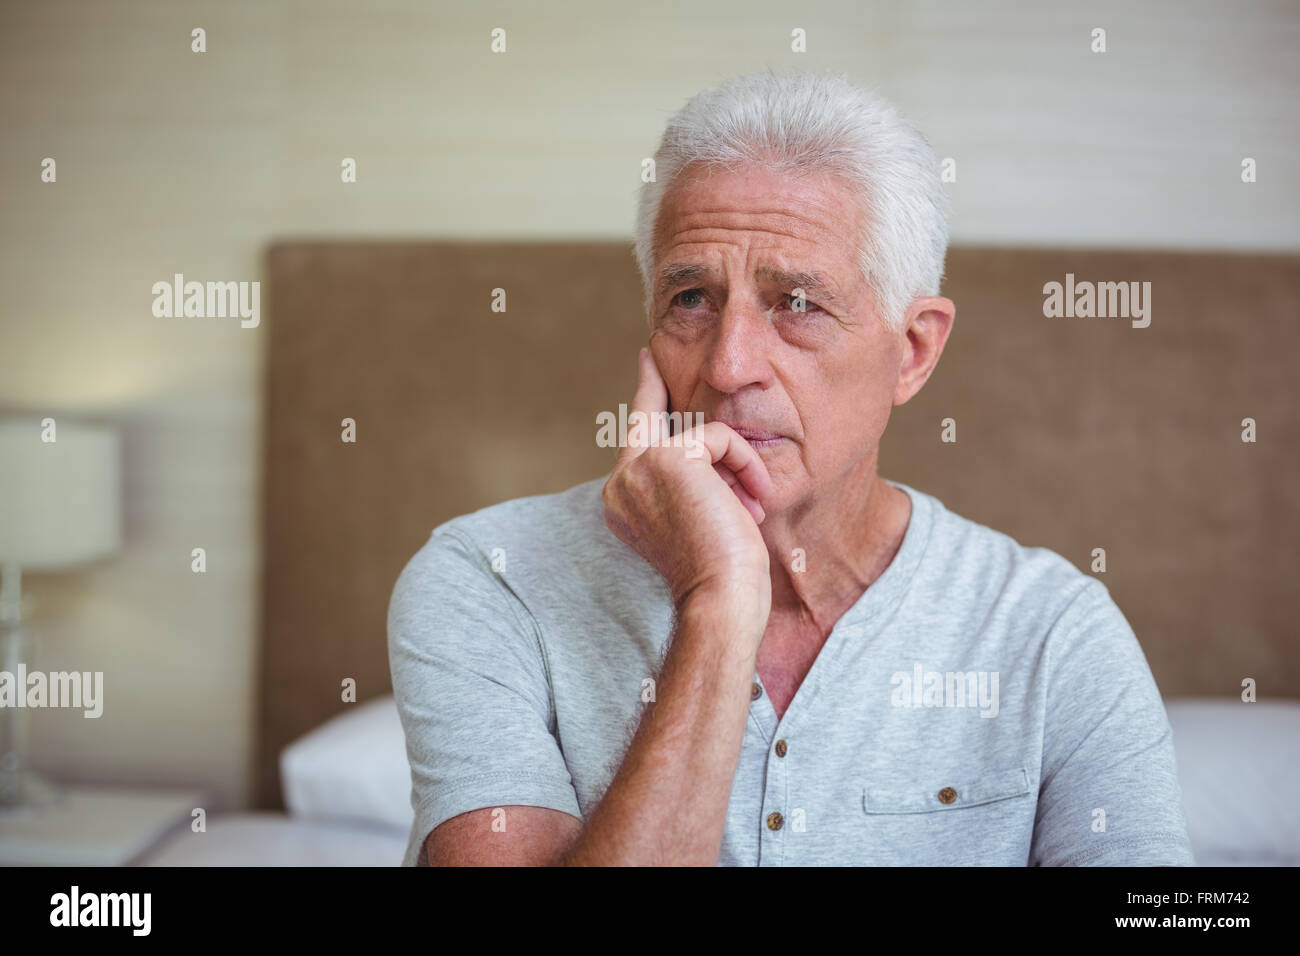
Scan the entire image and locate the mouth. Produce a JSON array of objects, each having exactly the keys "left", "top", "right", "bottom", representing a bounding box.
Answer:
[{"left": 714, "top": 419, "right": 787, "bottom": 449}]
